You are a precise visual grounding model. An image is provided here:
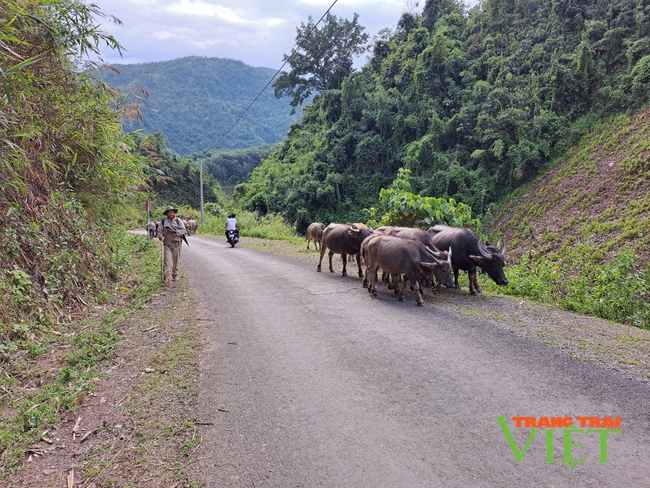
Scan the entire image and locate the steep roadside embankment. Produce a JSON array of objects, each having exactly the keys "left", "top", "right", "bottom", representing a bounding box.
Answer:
[{"left": 493, "top": 109, "right": 650, "bottom": 265}]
